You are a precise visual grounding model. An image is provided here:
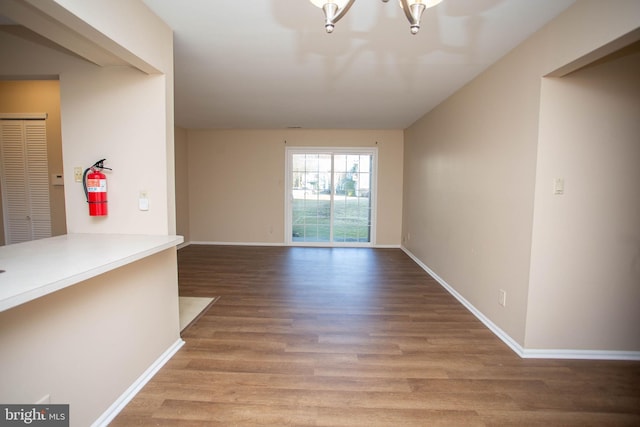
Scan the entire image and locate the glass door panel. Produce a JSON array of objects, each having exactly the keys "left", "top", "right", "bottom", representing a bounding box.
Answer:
[
  {"left": 291, "top": 153, "right": 332, "bottom": 243},
  {"left": 288, "top": 148, "right": 376, "bottom": 246},
  {"left": 333, "top": 154, "right": 372, "bottom": 243}
]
